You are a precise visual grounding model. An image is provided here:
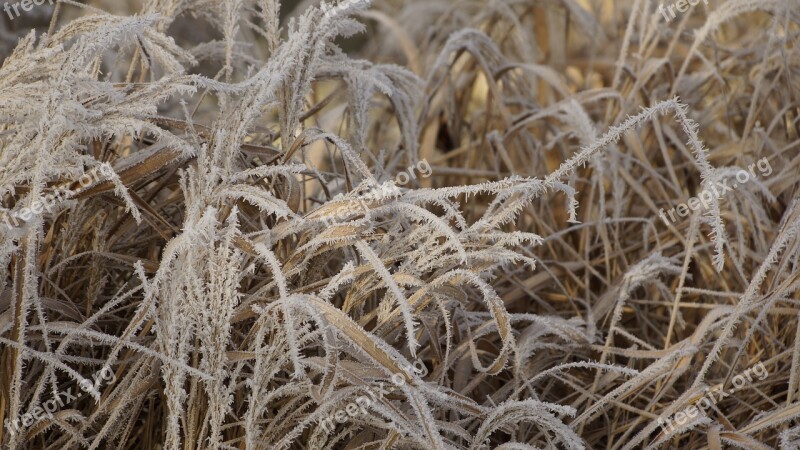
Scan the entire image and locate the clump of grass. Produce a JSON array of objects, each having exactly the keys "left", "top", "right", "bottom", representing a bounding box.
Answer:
[{"left": 1, "top": 0, "right": 799, "bottom": 448}]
